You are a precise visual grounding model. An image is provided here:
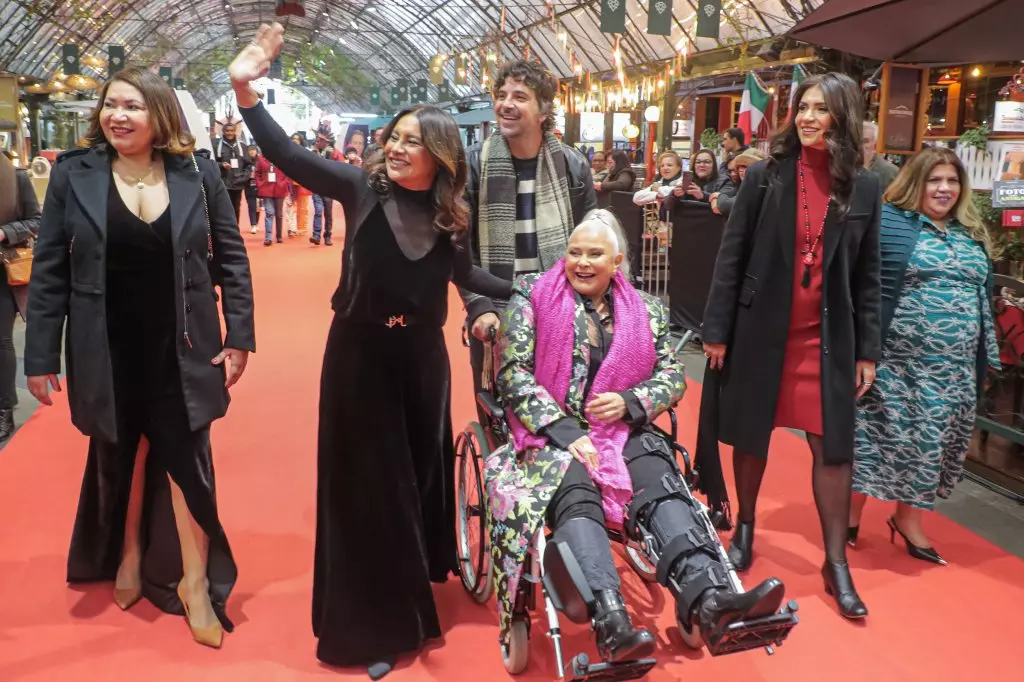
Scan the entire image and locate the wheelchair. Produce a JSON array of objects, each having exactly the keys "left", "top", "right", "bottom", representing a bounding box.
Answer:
[{"left": 454, "top": 333, "right": 800, "bottom": 680}]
